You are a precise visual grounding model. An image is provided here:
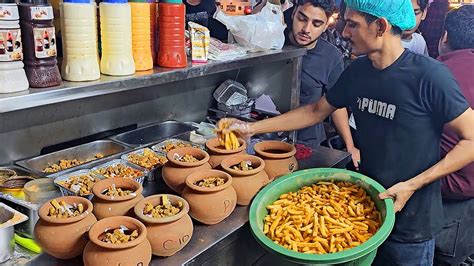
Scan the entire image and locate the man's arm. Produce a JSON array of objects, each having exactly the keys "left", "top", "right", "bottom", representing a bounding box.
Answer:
[
  {"left": 380, "top": 108, "right": 474, "bottom": 211},
  {"left": 331, "top": 108, "right": 360, "bottom": 169},
  {"left": 249, "top": 96, "right": 336, "bottom": 135}
]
